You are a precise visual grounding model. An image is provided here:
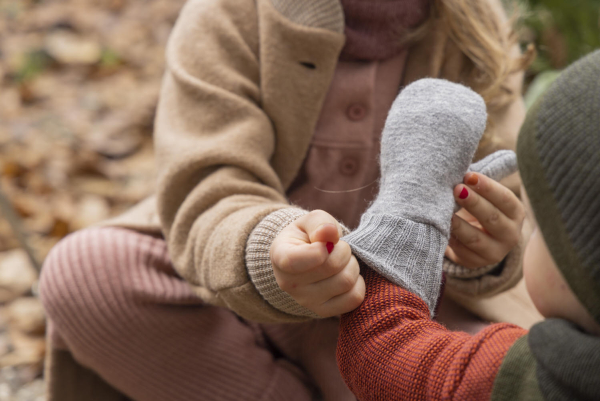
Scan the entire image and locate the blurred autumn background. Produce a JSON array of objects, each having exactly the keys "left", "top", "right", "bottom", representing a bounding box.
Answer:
[{"left": 0, "top": 0, "right": 599, "bottom": 399}]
